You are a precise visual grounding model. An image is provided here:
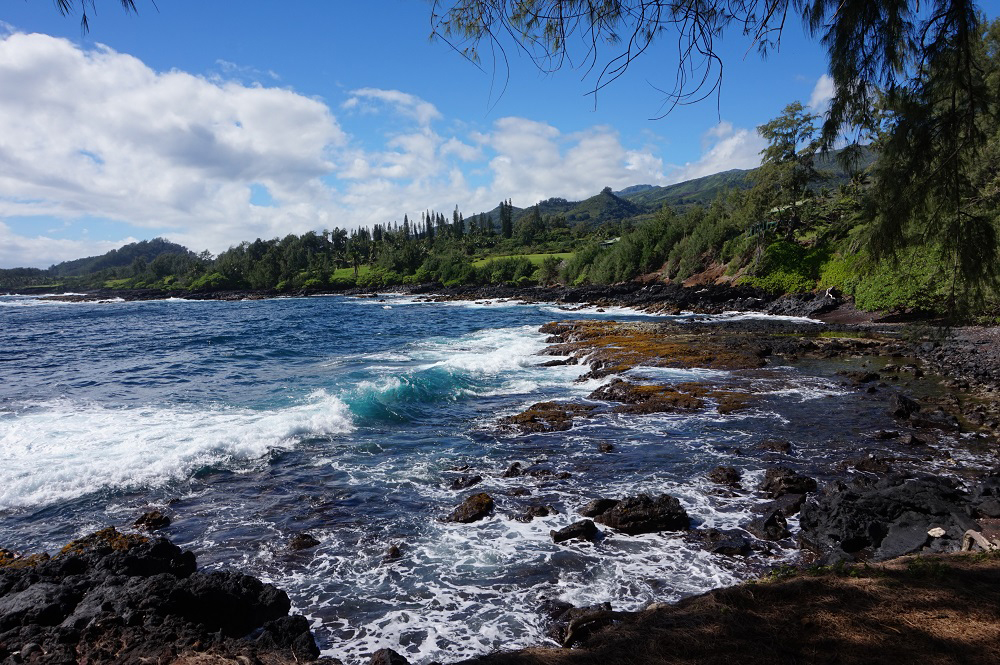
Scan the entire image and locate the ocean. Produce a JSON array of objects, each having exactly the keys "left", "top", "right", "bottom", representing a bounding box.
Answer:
[{"left": 0, "top": 293, "right": 912, "bottom": 662}]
